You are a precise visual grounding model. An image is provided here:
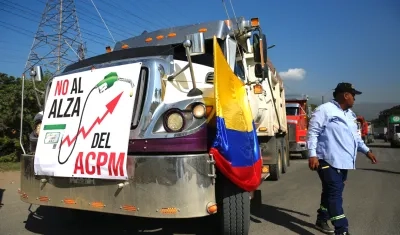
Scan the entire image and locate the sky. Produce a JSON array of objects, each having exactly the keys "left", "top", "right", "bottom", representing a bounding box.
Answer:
[{"left": 0, "top": 0, "right": 399, "bottom": 103}]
